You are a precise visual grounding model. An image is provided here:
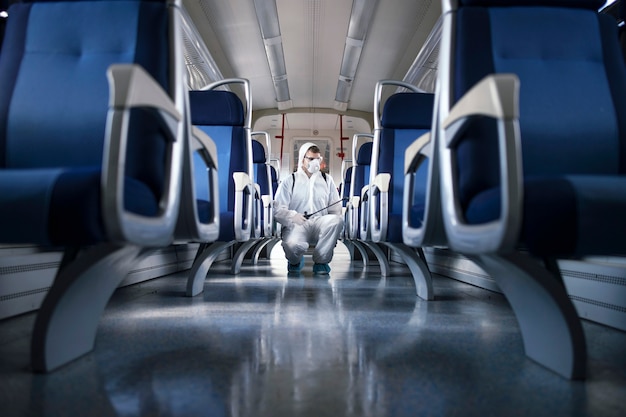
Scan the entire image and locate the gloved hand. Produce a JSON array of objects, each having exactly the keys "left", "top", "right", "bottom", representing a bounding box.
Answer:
[{"left": 291, "top": 213, "right": 307, "bottom": 226}]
